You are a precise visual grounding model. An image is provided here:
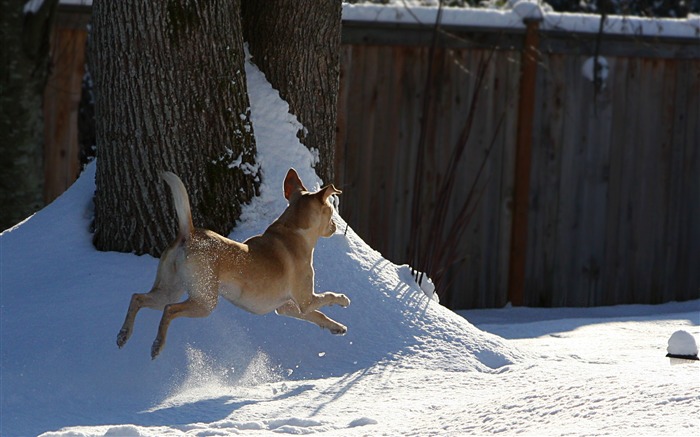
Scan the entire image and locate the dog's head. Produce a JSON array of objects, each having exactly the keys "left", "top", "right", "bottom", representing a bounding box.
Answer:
[{"left": 283, "top": 168, "right": 341, "bottom": 238}]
